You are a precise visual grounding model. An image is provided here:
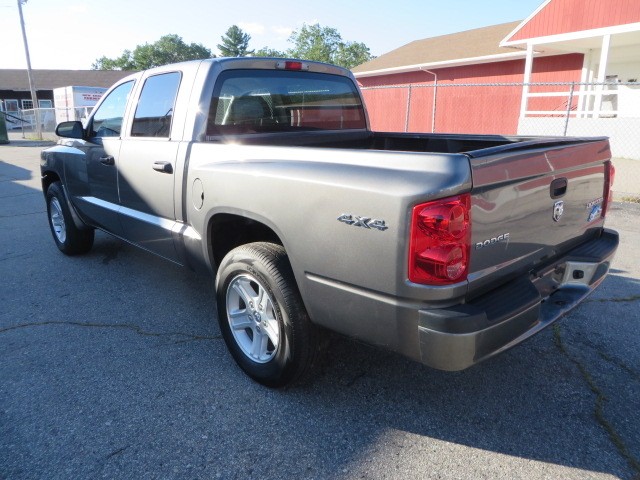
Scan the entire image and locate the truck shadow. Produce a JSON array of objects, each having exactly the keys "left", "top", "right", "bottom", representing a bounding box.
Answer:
[{"left": 0, "top": 159, "right": 32, "bottom": 182}]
